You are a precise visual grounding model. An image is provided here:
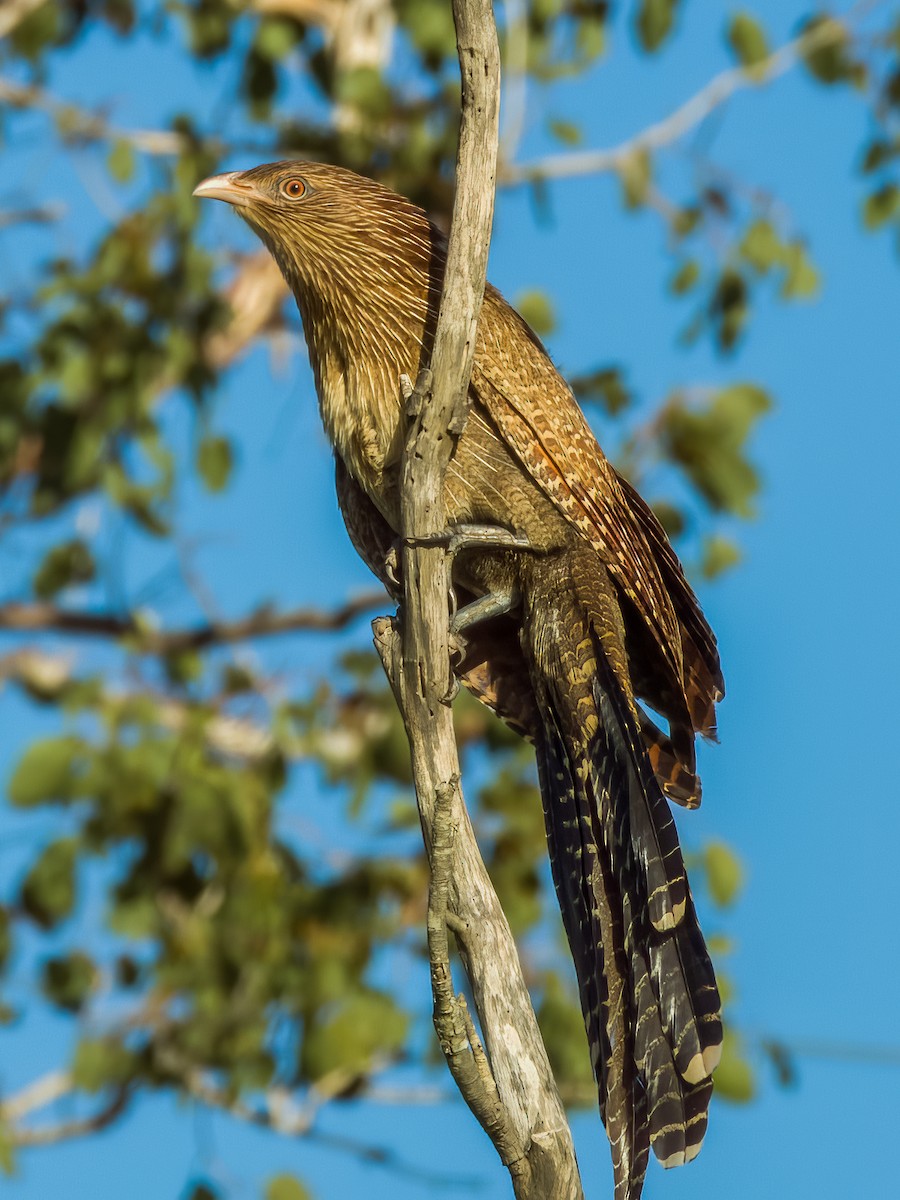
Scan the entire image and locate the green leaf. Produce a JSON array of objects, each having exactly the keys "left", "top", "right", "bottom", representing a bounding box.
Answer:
[
  {"left": 727, "top": 12, "right": 769, "bottom": 69},
  {"left": 739, "top": 219, "right": 784, "bottom": 274},
  {"left": 108, "top": 139, "right": 135, "bottom": 184},
  {"left": 571, "top": 367, "right": 633, "bottom": 415},
  {"left": 537, "top": 973, "right": 595, "bottom": 1104},
  {"left": 649, "top": 500, "right": 685, "bottom": 539},
  {"left": 780, "top": 242, "right": 820, "bottom": 300},
  {"left": 196, "top": 435, "right": 233, "bottom": 492},
  {"left": 618, "top": 147, "right": 652, "bottom": 209},
  {"left": 8, "top": 736, "right": 86, "bottom": 807},
  {"left": 576, "top": 15, "right": 605, "bottom": 62},
  {"left": 547, "top": 118, "right": 583, "bottom": 147},
  {"left": 0, "top": 1123, "right": 15, "bottom": 1176},
  {"left": 861, "top": 139, "right": 900, "bottom": 174},
  {"left": 661, "top": 384, "right": 772, "bottom": 516},
  {"left": 0, "top": 908, "right": 11, "bottom": 971},
  {"left": 255, "top": 17, "right": 297, "bottom": 61},
  {"left": 33, "top": 539, "right": 96, "bottom": 599},
  {"left": 21, "top": 838, "right": 78, "bottom": 928},
  {"left": 801, "top": 17, "right": 866, "bottom": 88},
  {"left": 699, "top": 534, "right": 742, "bottom": 580},
  {"left": 265, "top": 1175, "right": 313, "bottom": 1200},
  {"left": 515, "top": 290, "right": 556, "bottom": 337},
  {"left": 636, "top": 0, "right": 680, "bottom": 53},
  {"left": 714, "top": 1031, "right": 756, "bottom": 1102},
  {"left": 669, "top": 259, "right": 700, "bottom": 295},
  {"left": 301, "top": 991, "right": 408, "bottom": 1079},
  {"left": 41, "top": 951, "right": 96, "bottom": 1012},
  {"left": 672, "top": 205, "right": 702, "bottom": 238},
  {"left": 705, "top": 840, "right": 745, "bottom": 908},
  {"left": 709, "top": 268, "right": 749, "bottom": 351},
  {"left": 72, "top": 1036, "right": 135, "bottom": 1093},
  {"left": 863, "top": 184, "right": 900, "bottom": 230},
  {"left": 397, "top": 0, "right": 457, "bottom": 69},
  {"left": 8, "top": 0, "right": 61, "bottom": 60}
]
